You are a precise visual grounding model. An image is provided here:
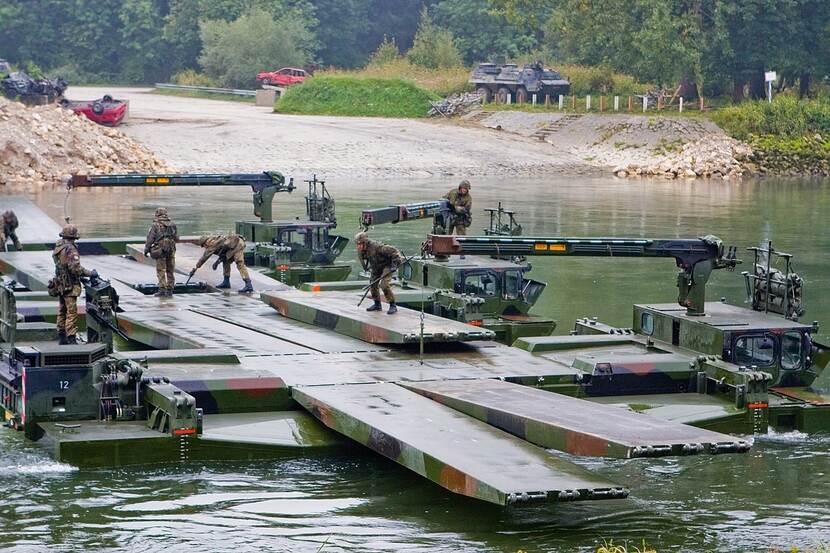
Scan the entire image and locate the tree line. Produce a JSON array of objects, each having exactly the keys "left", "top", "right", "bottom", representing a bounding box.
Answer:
[{"left": 1, "top": 0, "right": 828, "bottom": 99}]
